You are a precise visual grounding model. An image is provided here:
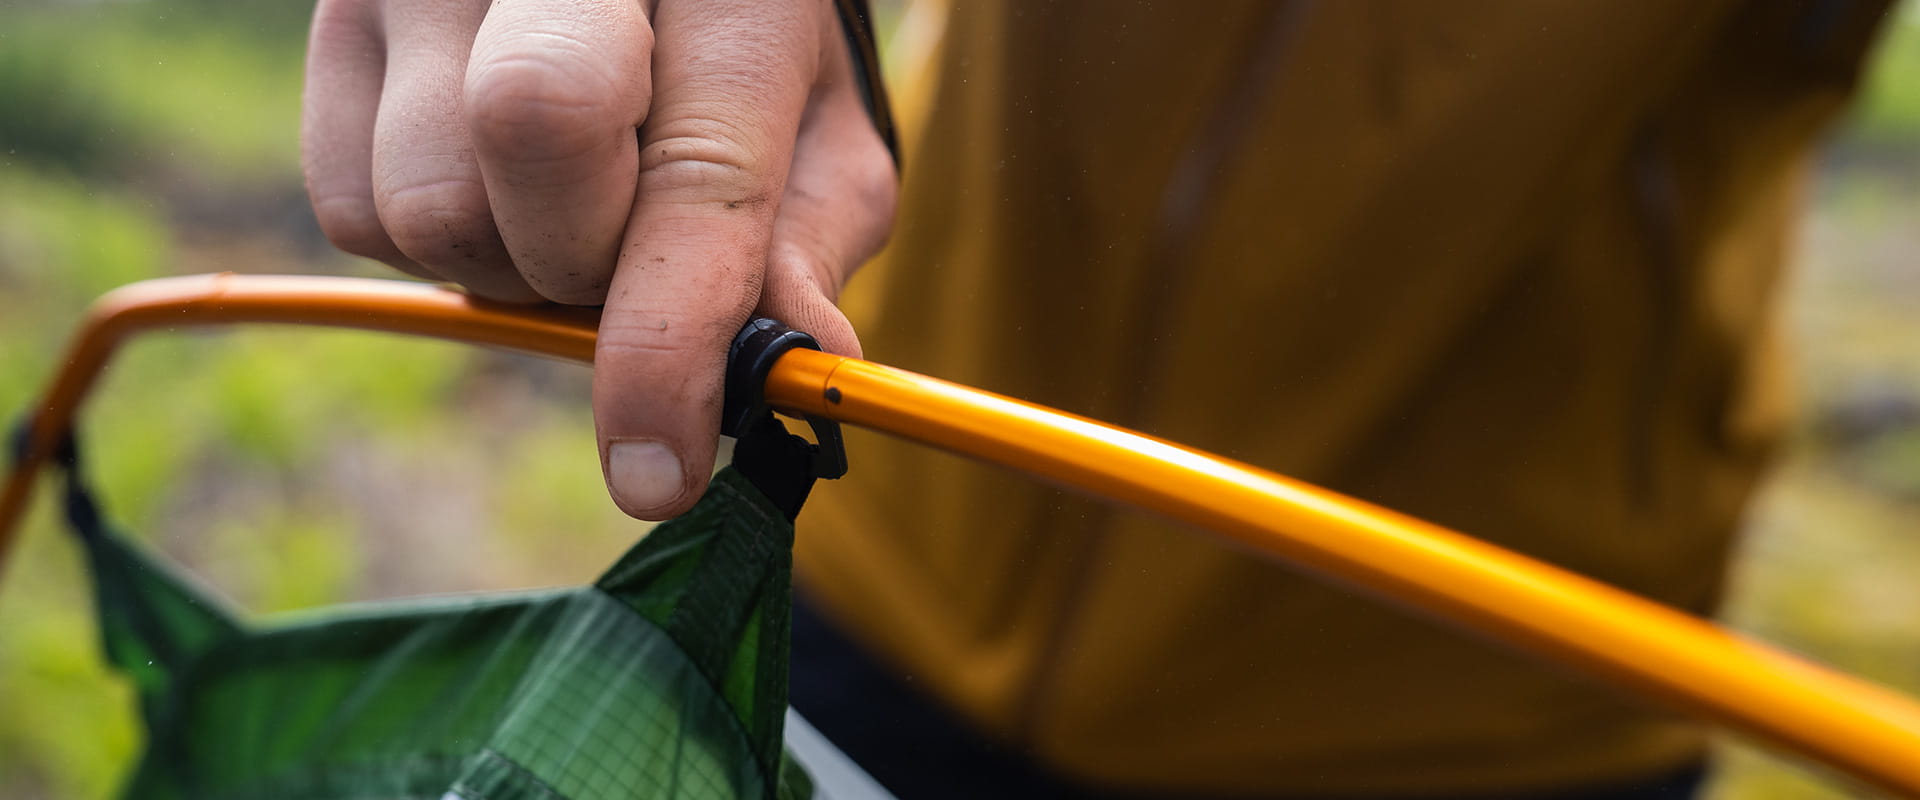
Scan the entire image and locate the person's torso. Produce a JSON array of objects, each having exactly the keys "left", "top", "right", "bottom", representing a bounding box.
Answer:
[{"left": 798, "top": 1, "right": 1889, "bottom": 794}]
